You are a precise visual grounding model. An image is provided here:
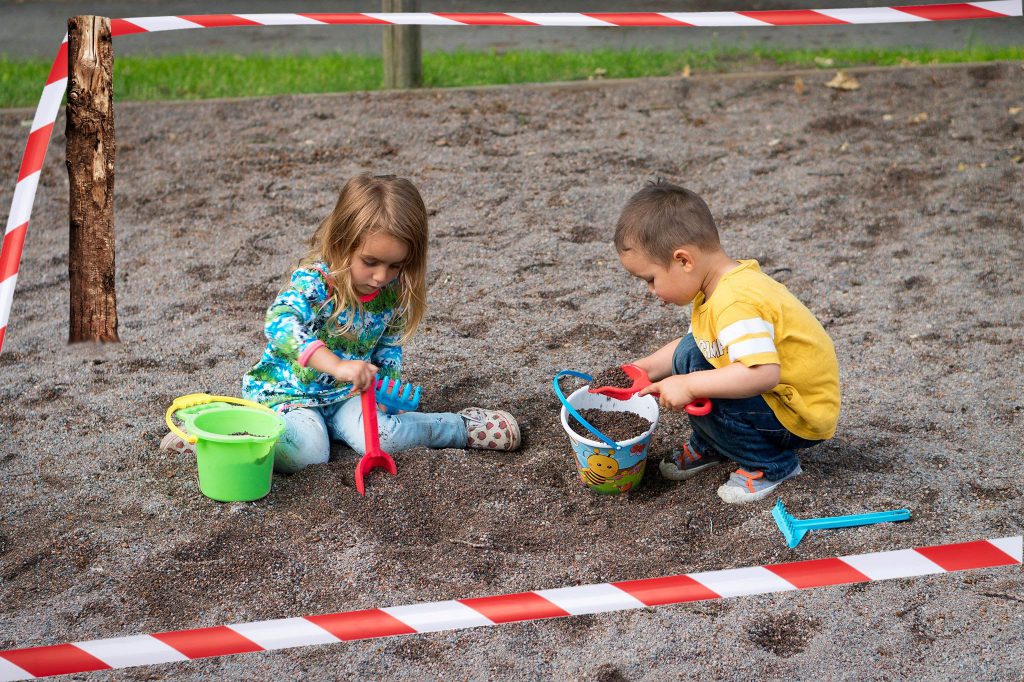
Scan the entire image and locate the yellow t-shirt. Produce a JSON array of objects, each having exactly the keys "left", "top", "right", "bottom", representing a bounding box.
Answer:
[{"left": 689, "top": 260, "right": 840, "bottom": 440}]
